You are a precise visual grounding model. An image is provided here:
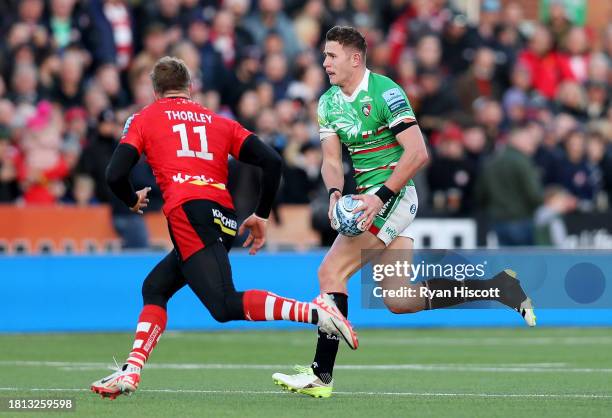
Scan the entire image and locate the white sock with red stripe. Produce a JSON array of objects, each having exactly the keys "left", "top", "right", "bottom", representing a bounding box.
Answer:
[
  {"left": 125, "top": 304, "right": 167, "bottom": 370},
  {"left": 242, "top": 290, "right": 317, "bottom": 324}
]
